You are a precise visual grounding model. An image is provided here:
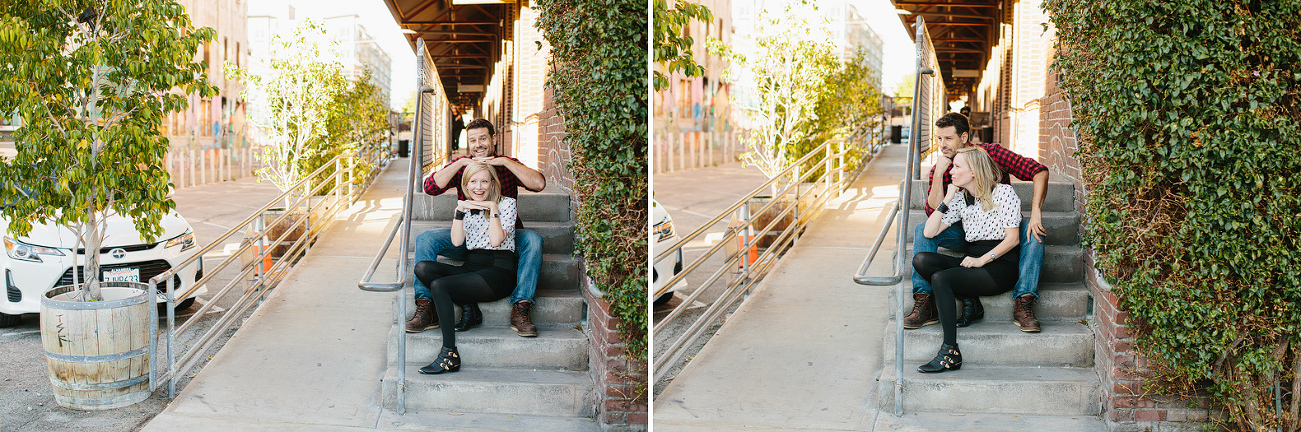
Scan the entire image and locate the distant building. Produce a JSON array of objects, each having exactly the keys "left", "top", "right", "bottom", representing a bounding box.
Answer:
[
  {"left": 325, "top": 15, "right": 393, "bottom": 107},
  {"left": 247, "top": 9, "right": 394, "bottom": 109},
  {"left": 170, "top": 0, "right": 250, "bottom": 150},
  {"left": 844, "top": 4, "right": 884, "bottom": 87}
]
